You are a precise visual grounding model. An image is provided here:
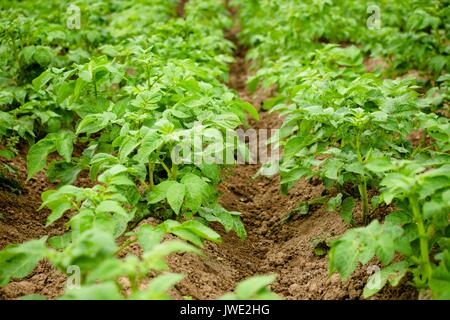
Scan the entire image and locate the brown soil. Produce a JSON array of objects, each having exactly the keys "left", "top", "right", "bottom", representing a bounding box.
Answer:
[
  {"left": 364, "top": 57, "right": 389, "bottom": 74},
  {"left": 176, "top": 0, "right": 188, "bottom": 17},
  {"left": 0, "top": 155, "right": 67, "bottom": 299}
]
